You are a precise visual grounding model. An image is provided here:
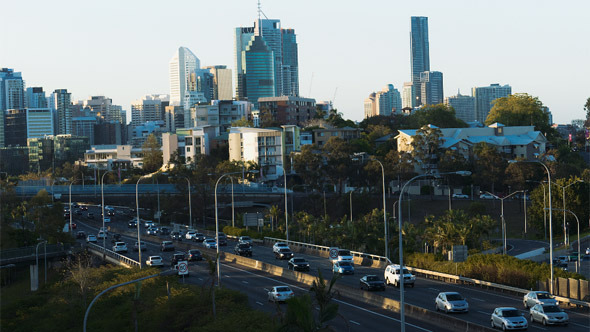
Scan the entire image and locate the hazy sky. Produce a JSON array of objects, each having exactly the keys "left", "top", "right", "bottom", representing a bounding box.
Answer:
[{"left": 2, "top": 0, "right": 589, "bottom": 125}]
